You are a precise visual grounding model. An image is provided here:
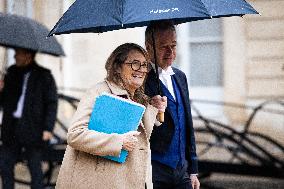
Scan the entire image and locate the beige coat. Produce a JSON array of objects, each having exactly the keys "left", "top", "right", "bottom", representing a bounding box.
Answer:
[{"left": 56, "top": 80, "right": 158, "bottom": 189}]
